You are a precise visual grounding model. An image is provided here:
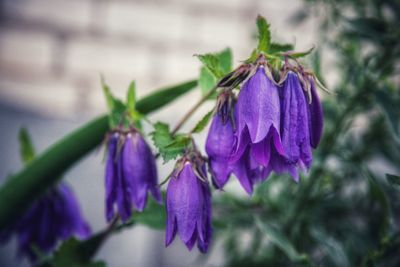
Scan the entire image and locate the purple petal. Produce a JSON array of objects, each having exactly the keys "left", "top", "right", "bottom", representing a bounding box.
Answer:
[
  {"left": 206, "top": 114, "right": 235, "bottom": 158},
  {"left": 231, "top": 149, "right": 255, "bottom": 195},
  {"left": 281, "top": 72, "right": 312, "bottom": 168},
  {"left": 308, "top": 80, "right": 324, "bottom": 148},
  {"left": 166, "top": 164, "right": 202, "bottom": 244},
  {"left": 209, "top": 159, "right": 231, "bottom": 189},
  {"left": 236, "top": 67, "right": 281, "bottom": 144},
  {"left": 105, "top": 135, "right": 118, "bottom": 222},
  {"left": 165, "top": 214, "right": 177, "bottom": 246}
]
